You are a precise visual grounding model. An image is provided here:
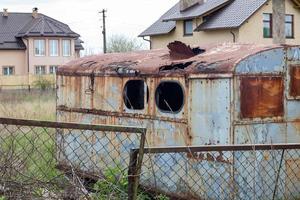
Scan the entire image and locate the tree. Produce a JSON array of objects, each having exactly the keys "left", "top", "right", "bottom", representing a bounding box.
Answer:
[{"left": 106, "top": 34, "right": 143, "bottom": 53}]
